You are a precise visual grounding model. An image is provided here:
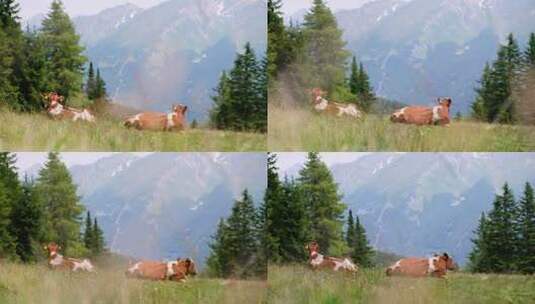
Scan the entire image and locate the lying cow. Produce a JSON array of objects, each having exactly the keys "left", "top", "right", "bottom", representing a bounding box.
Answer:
[
  {"left": 126, "top": 258, "right": 197, "bottom": 282},
  {"left": 43, "top": 92, "right": 96, "bottom": 123},
  {"left": 44, "top": 242, "right": 95, "bottom": 272},
  {"left": 123, "top": 104, "right": 188, "bottom": 131},
  {"left": 310, "top": 88, "right": 361, "bottom": 119},
  {"left": 390, "top": 97, "right": 452, "bottom": 126},
  {"left": 386, "top": 253, "right": 456, "bottom": 278},
  {"left": 306, "top": 241, "right": 358, "bottom": 273}
]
